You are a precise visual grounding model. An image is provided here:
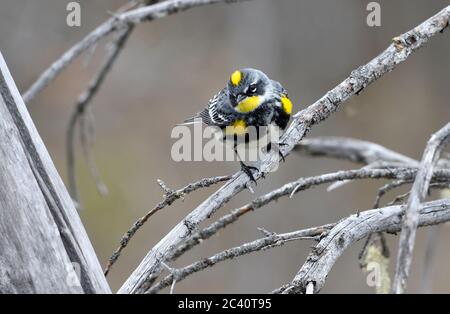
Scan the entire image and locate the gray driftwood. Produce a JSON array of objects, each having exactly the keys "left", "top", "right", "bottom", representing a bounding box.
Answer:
[
  {"left": 0, "top": 53, "right": 110, "bottom": 294},
  {"left": 276, "top": 198, "right": 450, "bottom": 294}
]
